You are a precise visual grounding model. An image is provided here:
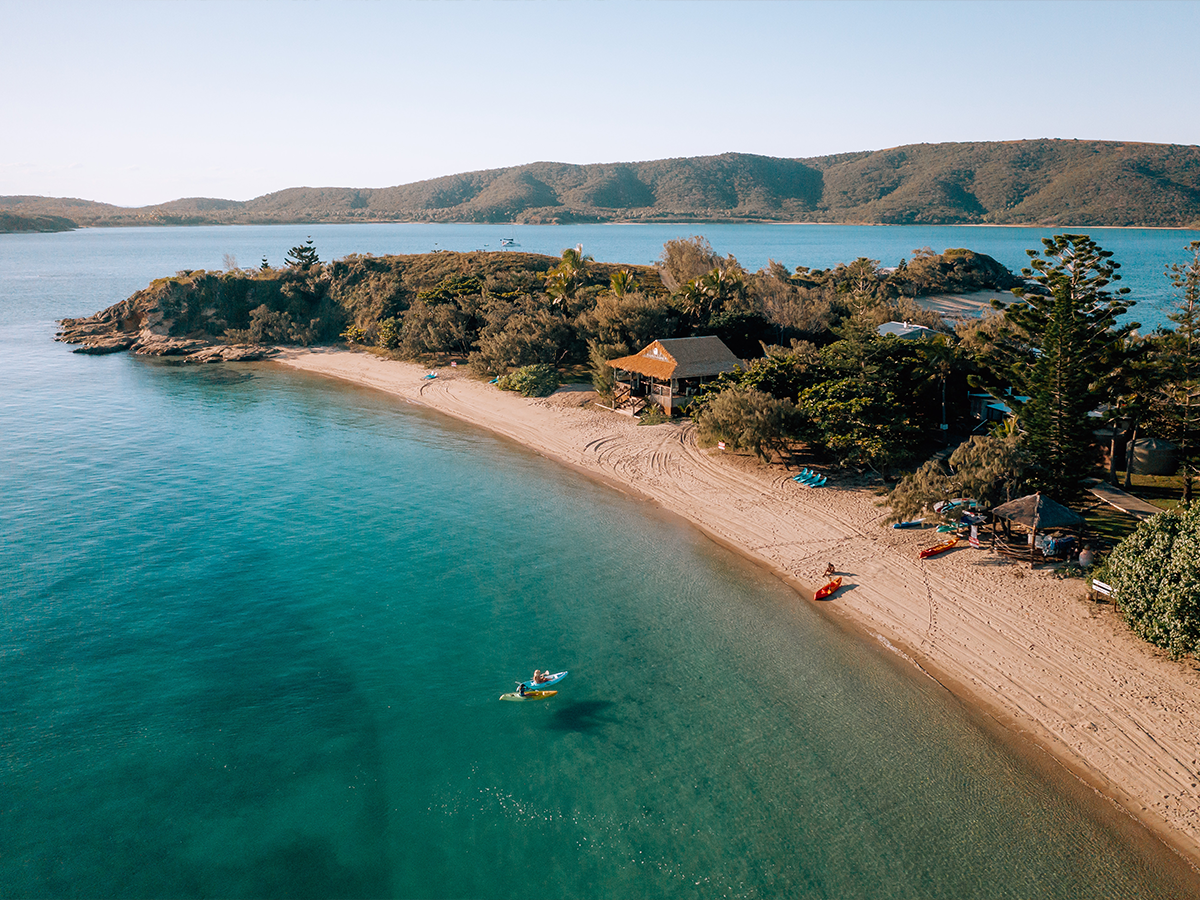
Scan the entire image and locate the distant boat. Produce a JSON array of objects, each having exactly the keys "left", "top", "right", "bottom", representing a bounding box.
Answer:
[{"left": 500, "top": 237, "right": 518, "bottom": 247}]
